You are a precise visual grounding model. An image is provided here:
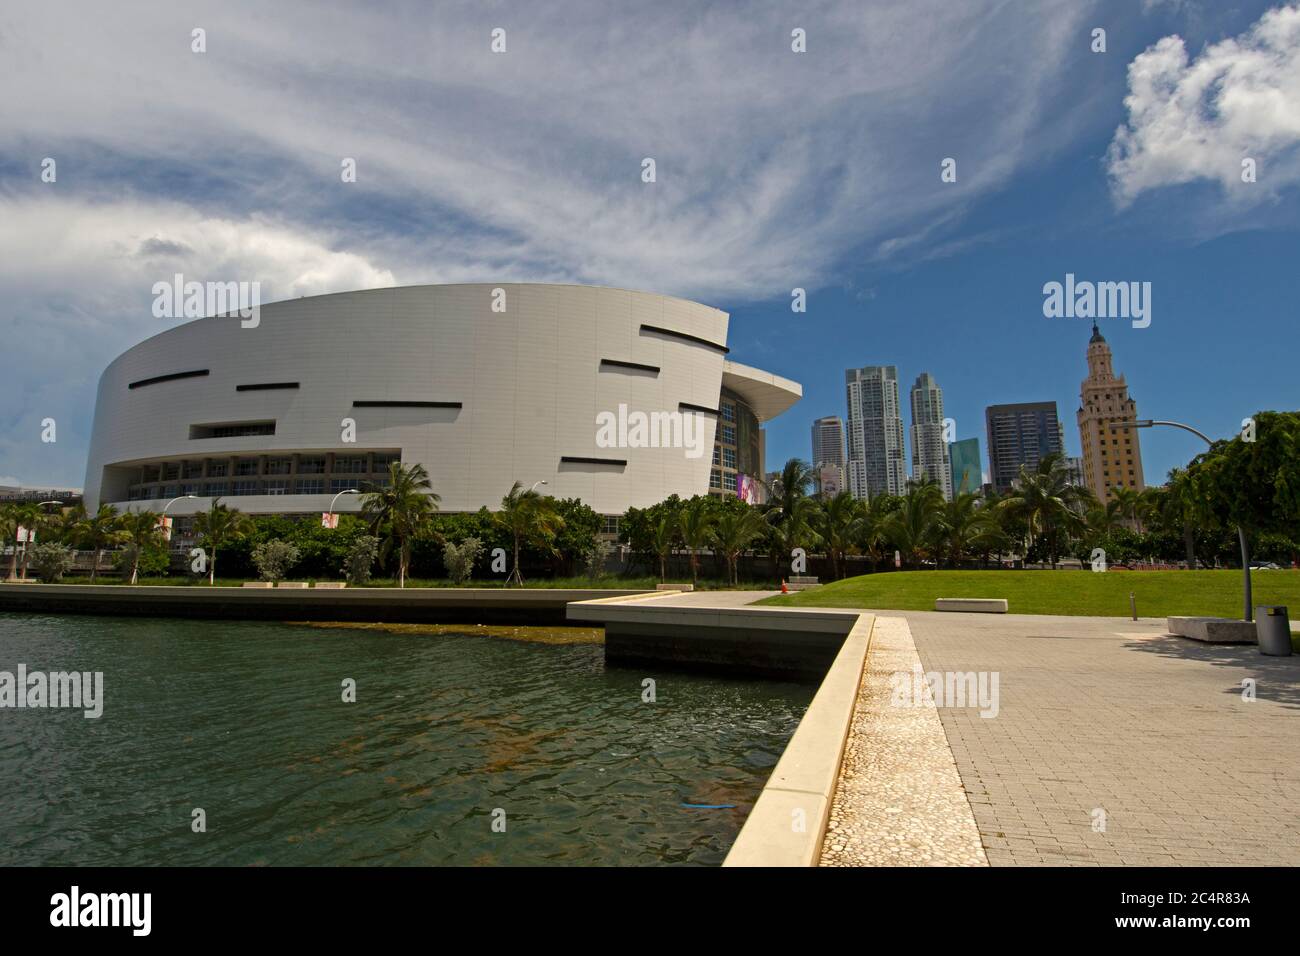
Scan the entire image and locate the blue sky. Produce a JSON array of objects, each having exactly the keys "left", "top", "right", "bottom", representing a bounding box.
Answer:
[{"left": 1, "top": 0, "right": 1298, "bottom": 490}]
